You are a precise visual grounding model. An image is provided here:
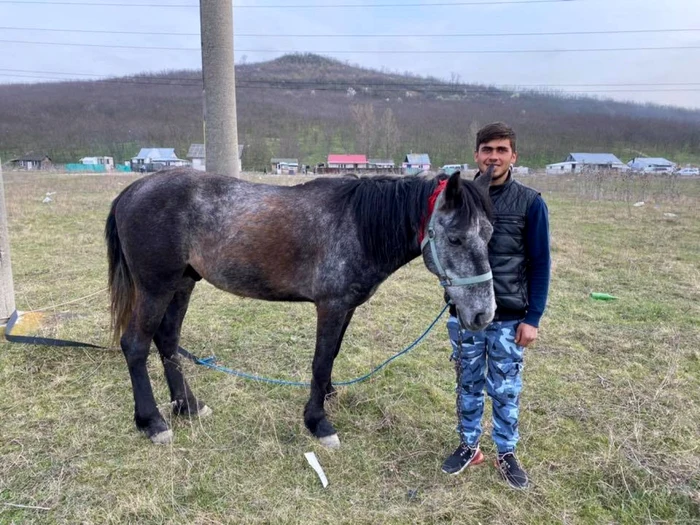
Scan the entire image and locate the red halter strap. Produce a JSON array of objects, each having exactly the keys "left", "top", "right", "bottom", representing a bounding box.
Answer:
[{"left": 418, "top": 179, "right": 448, "bottom": 245}]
